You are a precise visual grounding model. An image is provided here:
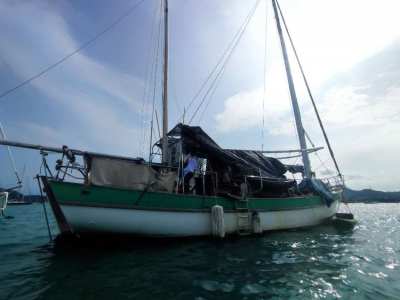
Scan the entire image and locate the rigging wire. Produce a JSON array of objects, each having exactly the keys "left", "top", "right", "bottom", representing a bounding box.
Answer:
[
  {"left": 181, "top": 0, "right": 261, "bottom": 123},
  {"left": 189, "top": 0, "right": 261, "bottom": 124},
  {"left": 199, "top": 0, "right": 267, "bottom": 125},
  {"left": 276, "top": 0, "right": 342, "bottom": 178},
  {"left": 189, "top": 0, "right": 261, "bottom": 123},
  {"left": 197, "top": 60, "right": 226, "bottom": 123},
  {"left": 261, "top": 0, "right": 269, "bottom": 152},
  {"left": 155, "top": 109, "right": 161, "bottom": 140},
  {"left": 171, "top": 84, "right": 183, "bottom": 117},
  {"left": 139, "top": 0, "right": 158, "bottom": 156},
  {"left": 139, "top": 0, "right": 162, "bottom": 157},
  {"left": 304, "top": 130, "right": 331, "bottom": 175},
  {"left": 0, "top": 0, "right": 146, "bottom": 101},
  {"left": 167, "top": 12, "right": 183, "bottom": 118}
]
